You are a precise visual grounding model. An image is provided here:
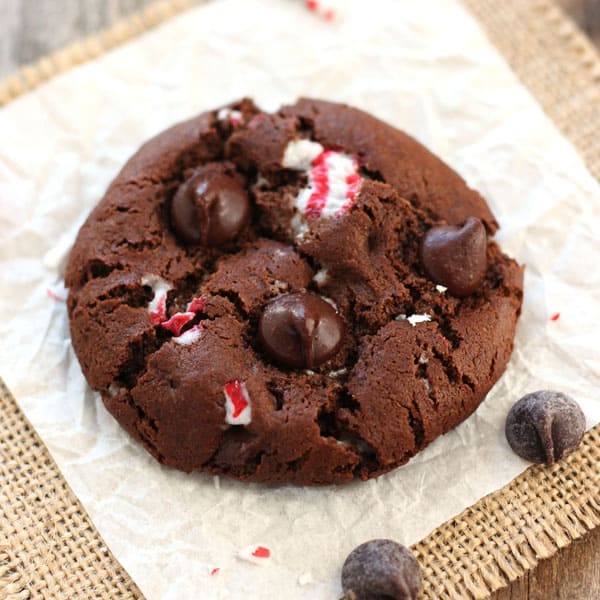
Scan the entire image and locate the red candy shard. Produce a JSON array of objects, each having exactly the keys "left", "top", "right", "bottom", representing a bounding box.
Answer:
[
  {"left": 224, "top": 380, "right": 249, "bottom": 418},
  {"left": 238, "top": 543, "right": 271, "bottom": 565},
  {"left": 306, "top": 0, "right": 318, "bottom": 10},
  {"left": 160, "top": 311, "right": 195, "bottom": 335},
  {"left": 46, "top": 287, "right": 67, "bottom": 302},
  {"left": 305, "top": 152, "right": 331, "bottom": 218},
  {"left": 187, "top": 296, "right": 207, "bottom": 313},
  {"left": 550, "top": 312, "right": 560, "bottom": 321},
  {"left": 252, "top": 546, "right": 270, "bottom": 559},
  {"left": 210, "top": 568, "right": 220, "bottom": 576},
  {"left": 149, "top": 295, "right": 167, "bottom": 325},
  {"left": 223, "top": 380, "right": 252, "bottom": 425}
]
